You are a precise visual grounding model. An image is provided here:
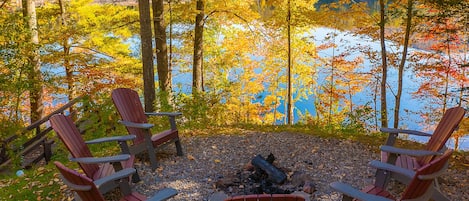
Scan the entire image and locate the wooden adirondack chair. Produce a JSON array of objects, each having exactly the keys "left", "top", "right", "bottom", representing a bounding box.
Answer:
[
  {"left": 50, "top": 113, "right": 139, "bottom": 194},
  {"left": 330, "top": 149, "right": 453, "bottom": 201},
  {"left": 111, "top": 88, "right": 183, "bottom": 170},
  {"left": 54, "top": 161, "right": 178, "bottom": 201},
  {"left": 375, "top": 107, "right": 465, "bottom": 201},
  {"left": 224, "top": 194, "right": 306, "bottom": 201}
]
